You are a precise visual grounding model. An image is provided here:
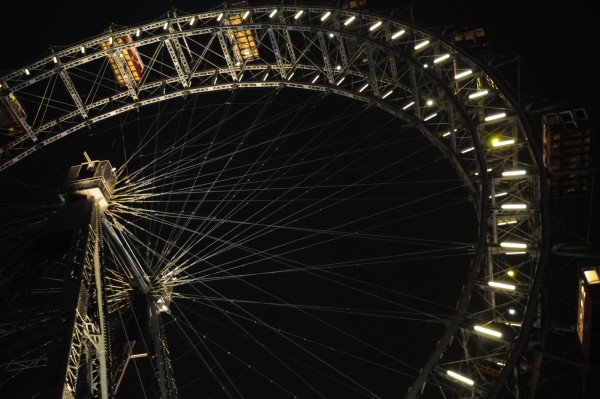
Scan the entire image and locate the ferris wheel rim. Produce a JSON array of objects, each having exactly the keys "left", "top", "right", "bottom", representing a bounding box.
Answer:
[{"left": 0, "top": 4, "right": 548, "bottom": 398}]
